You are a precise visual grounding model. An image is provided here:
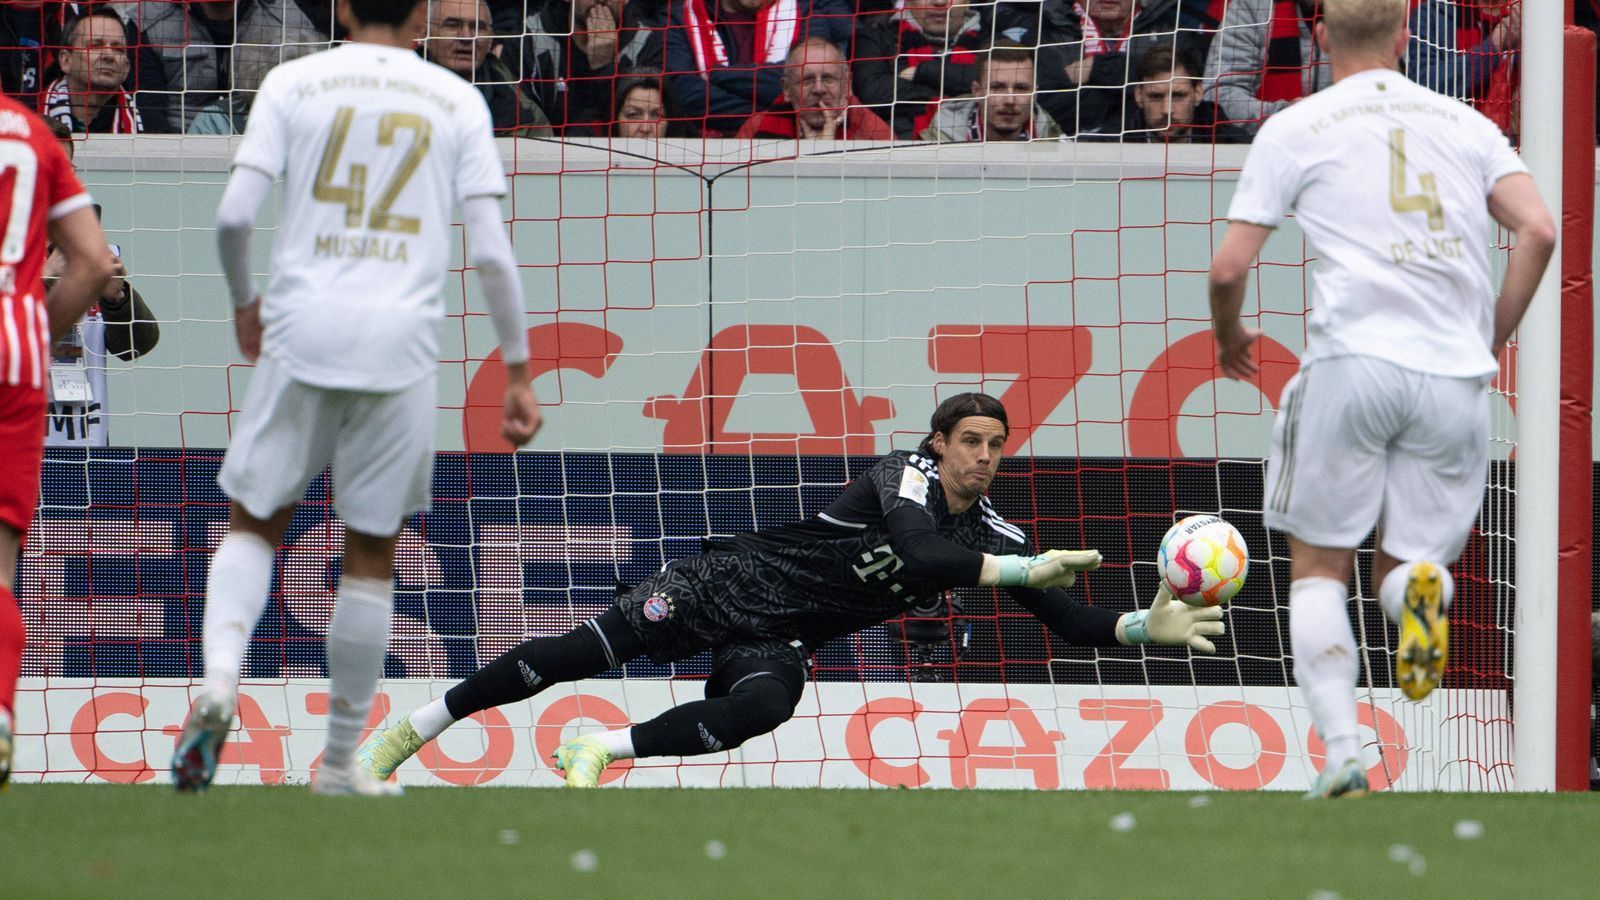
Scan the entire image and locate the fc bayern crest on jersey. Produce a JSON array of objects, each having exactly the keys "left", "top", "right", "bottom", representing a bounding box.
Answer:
[{"left": 642, "top": 595, "right": 673, "bottom": 622}]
